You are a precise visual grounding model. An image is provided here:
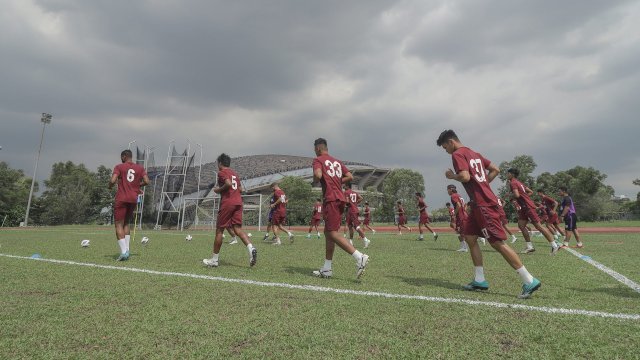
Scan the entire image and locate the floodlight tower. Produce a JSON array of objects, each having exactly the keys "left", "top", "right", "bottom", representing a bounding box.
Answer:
[{"left": 24, "top": 113, "right": 52, "bottom": 226}]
